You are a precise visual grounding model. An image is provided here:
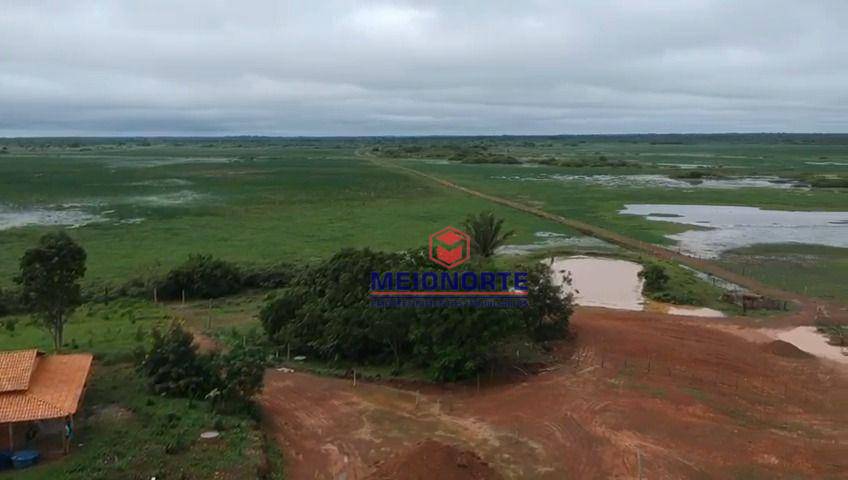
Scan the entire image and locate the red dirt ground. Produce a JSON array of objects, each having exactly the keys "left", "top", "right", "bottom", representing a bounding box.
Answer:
[
  {"left": 366, "top": 439, "right": 502, "bottom": 480},
  {"left": 260, "top": 307, "right": 848, "bottom": 479}
]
